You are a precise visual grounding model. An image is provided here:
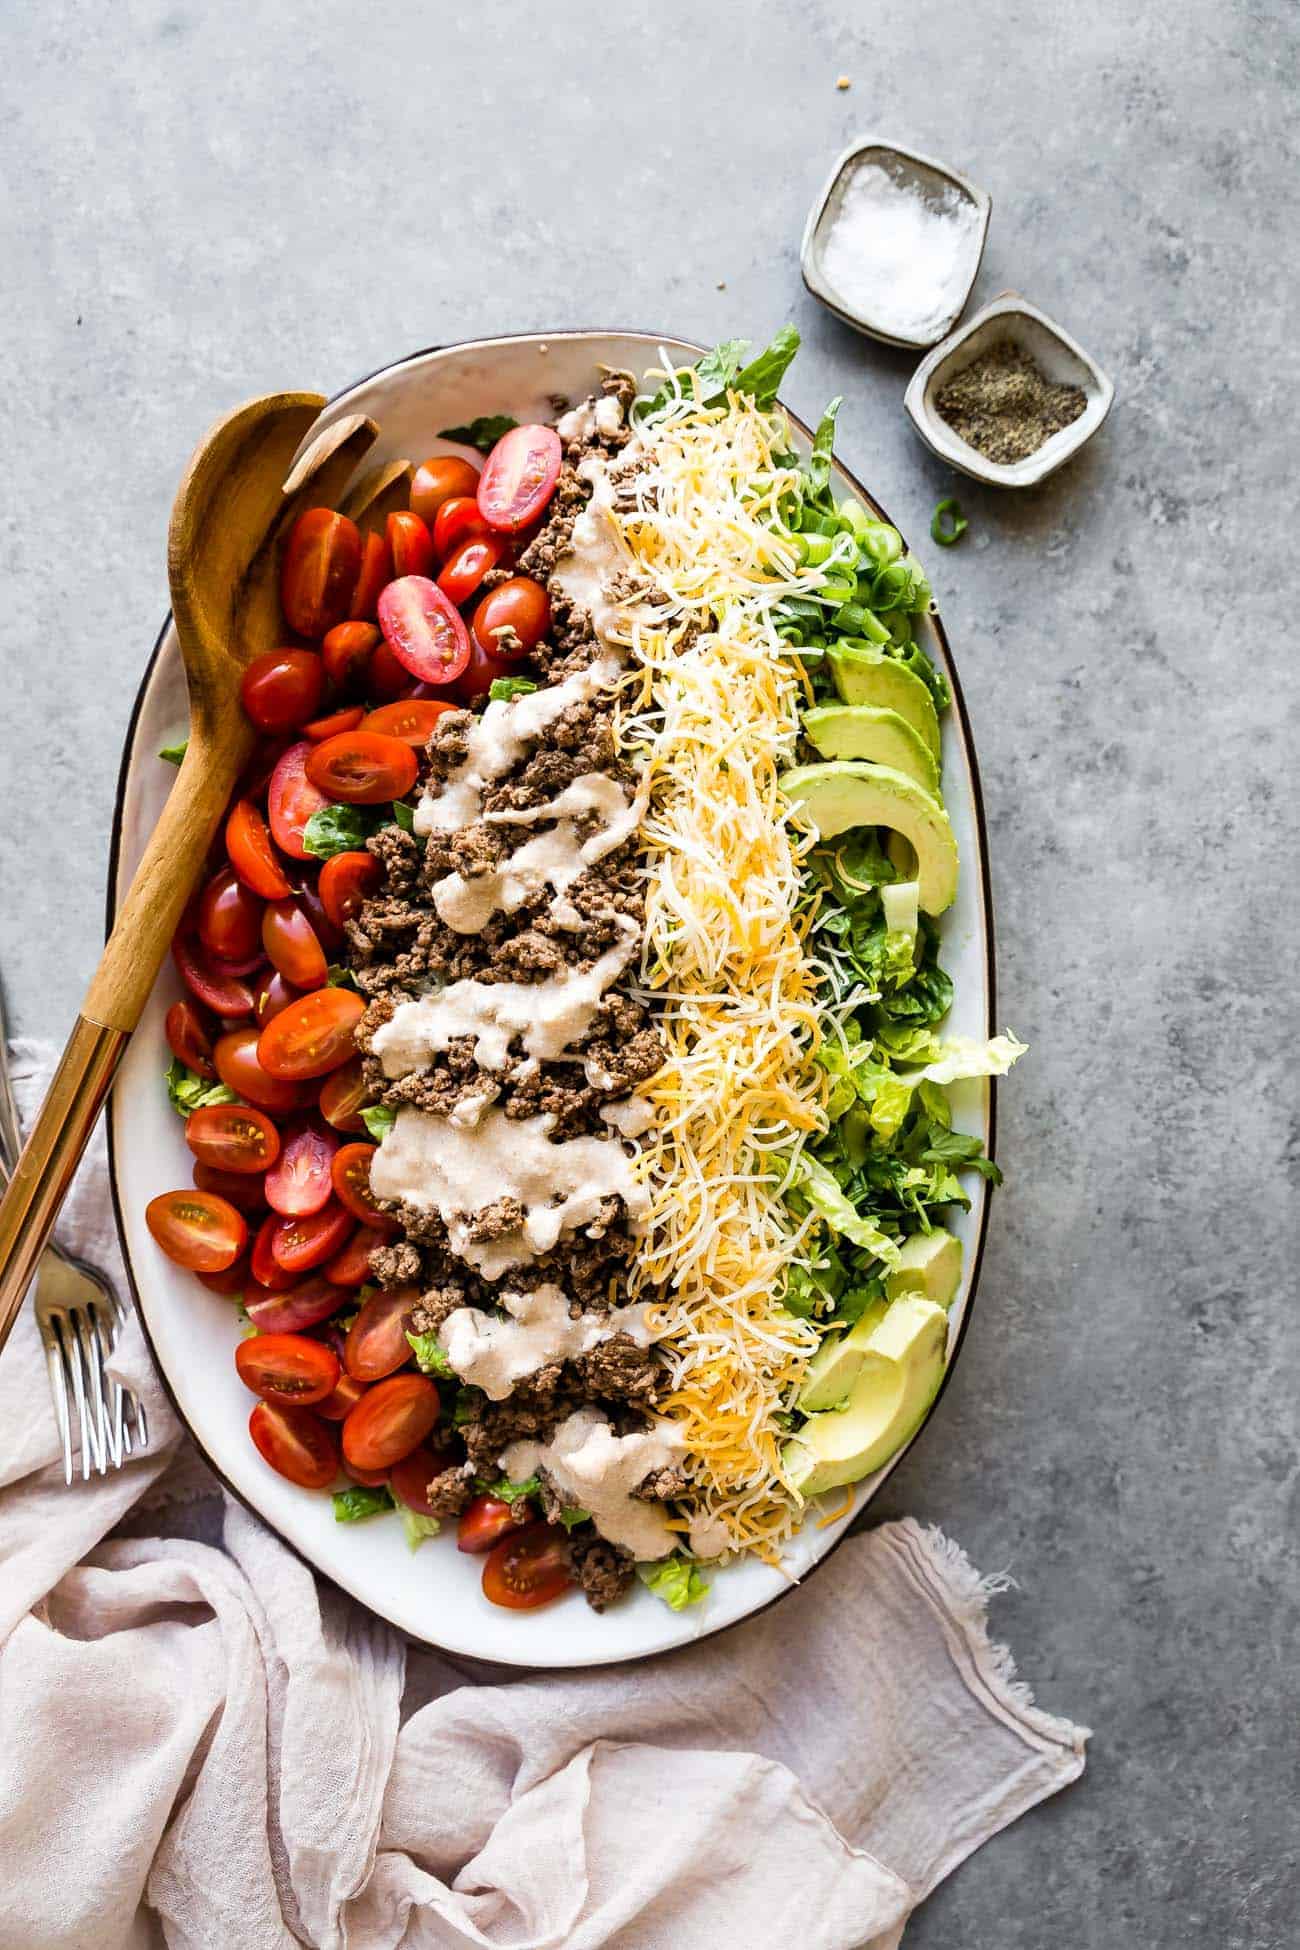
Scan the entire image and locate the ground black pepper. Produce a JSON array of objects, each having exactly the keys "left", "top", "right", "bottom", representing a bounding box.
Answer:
[{"left": 935, "top": 338, "right": 1086, "bottom": 464}]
